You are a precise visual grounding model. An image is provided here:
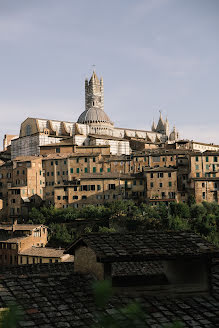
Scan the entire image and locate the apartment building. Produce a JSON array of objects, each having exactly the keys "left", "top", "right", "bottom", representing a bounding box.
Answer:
[
  {"left": 1, "top": 148, "right": 219, "bottom": 219},
  {"left": 0, "top": 157, "right": 44, "bottom": 220},
  {"left": 144, "top": 167, "right": 178, "bottom": 204}
]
